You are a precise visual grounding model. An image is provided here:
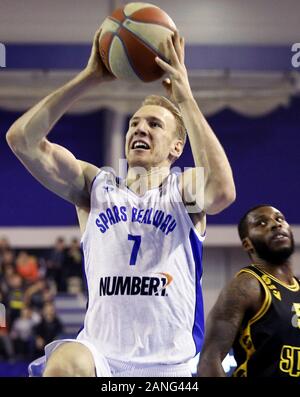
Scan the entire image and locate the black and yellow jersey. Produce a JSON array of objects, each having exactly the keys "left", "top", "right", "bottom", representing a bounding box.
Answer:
[{"left": 233, "top": 265, "right": 300, "bottom": 377}]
